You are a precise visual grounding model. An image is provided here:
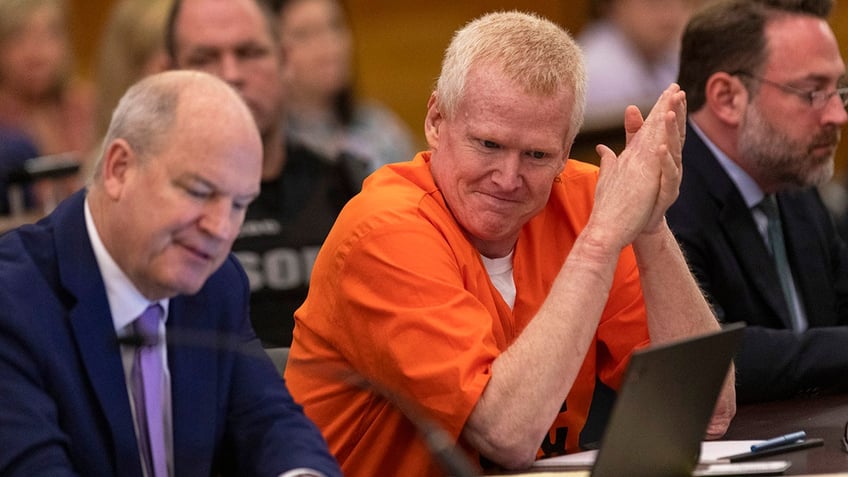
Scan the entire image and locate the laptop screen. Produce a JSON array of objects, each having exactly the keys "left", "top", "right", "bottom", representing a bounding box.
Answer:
[{"left": 590, "top": 322, "right": 745, "bottom": 477}]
